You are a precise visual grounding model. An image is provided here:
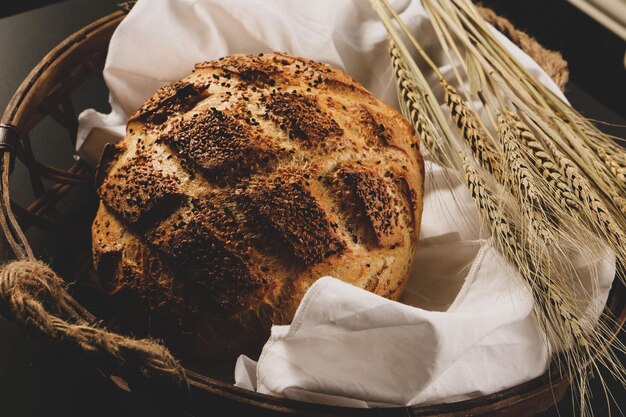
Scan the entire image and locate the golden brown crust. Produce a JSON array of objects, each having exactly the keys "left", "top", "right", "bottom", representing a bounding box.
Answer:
[
  {"left": 243, "top": 170, "right": 346, "bottom": 266},
  {"left": 264, "top": 91, "right": 344, "bottom": 146},
  {"left": 336, "top": 167, "right": 403, "bottom": 248},
  {"left": 92, "top": 52, "right": 424, "bottom": 360},
  {"left": 132, "top": 80, "right": 209, "bottom": 125},
  {"left": 162, "top": 108, "right": 278, "bottom": 180},
  {"left": 97, "top": 154, "right": 183, "bottom": 226},
  {"left": 146, "top": 199, "right": 267, "bottom": 313}
]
